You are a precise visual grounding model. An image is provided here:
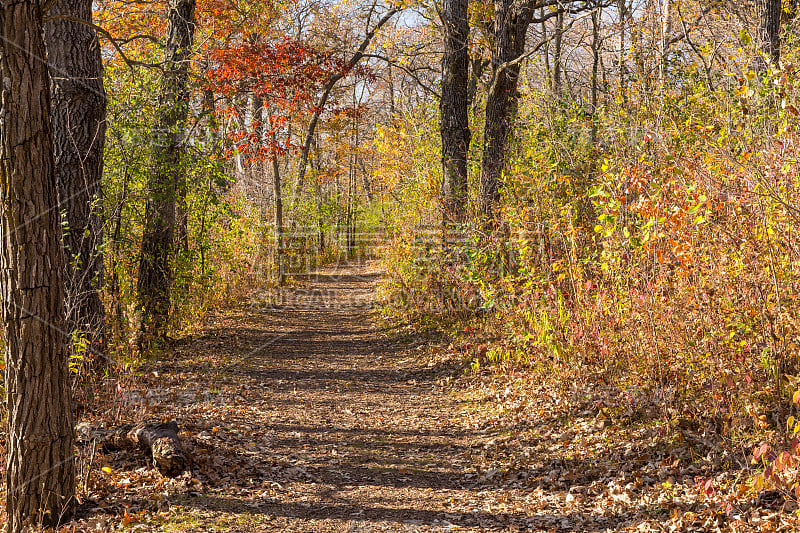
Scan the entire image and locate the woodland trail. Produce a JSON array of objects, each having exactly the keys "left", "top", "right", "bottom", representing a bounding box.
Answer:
[
  {"left": 101, "top": 262, "right": 785, "bottom": 533},
  {"left": 120, "top": 262, "right": 539, "bottom": 532}
]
